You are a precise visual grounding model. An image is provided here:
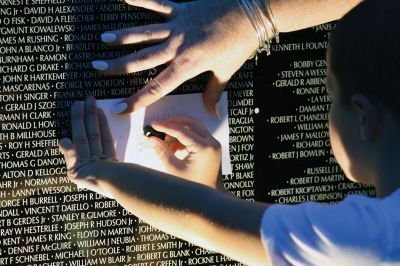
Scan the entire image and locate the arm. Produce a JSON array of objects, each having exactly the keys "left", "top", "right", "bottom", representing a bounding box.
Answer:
[
  {"left": 90, "top": 161, "right": 269, "bottom": 266},
  {"left": 59, "top": 97, "right": 270, "bottom": 266},
  {"left": 271, "top": 0, "right": 362, "bottom": 32},
  {"left": 94, "top": 0, "right": 361, "bottom": 116}
]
